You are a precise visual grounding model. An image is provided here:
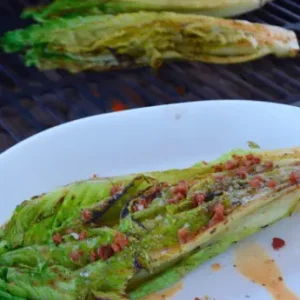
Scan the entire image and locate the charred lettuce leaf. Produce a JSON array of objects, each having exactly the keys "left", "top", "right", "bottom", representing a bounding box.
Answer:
[
  {"left": 0, "top": 147, "right": 299, "bottom": 299},
  {"left": 2, "top": 12, "right": 298, "bottom": 73},
  {"left": 22, "top": 0, "right": 273, "bottom": 21}
]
